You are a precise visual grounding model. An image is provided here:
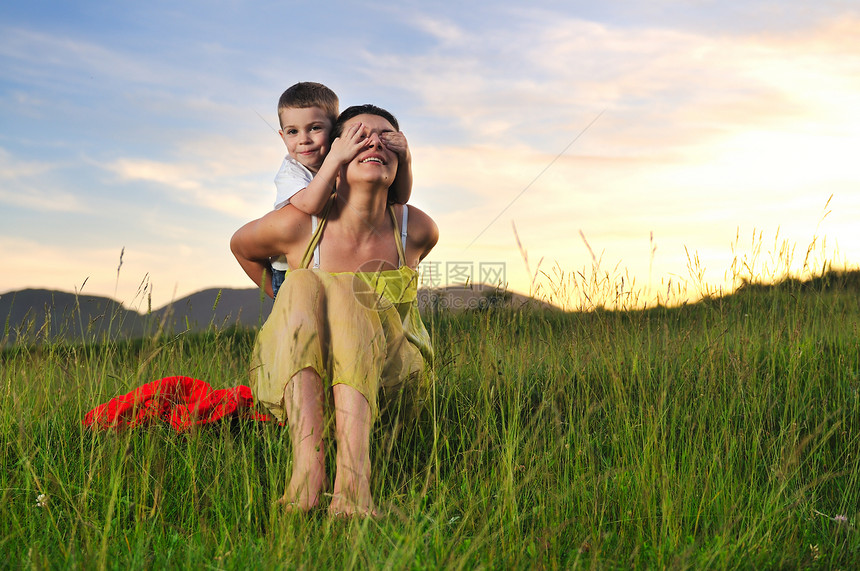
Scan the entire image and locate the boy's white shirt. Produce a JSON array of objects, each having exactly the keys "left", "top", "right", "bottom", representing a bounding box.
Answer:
[
  {"left": 273, "top": 154, "right": 314, "bottom": 210},
  {"left": 271, "top": 155, "right": 314, "bottom": 270}
]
